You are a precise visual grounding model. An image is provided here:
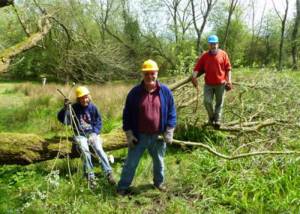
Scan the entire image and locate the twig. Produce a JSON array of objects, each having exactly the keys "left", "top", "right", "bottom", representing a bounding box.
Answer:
[
  {"left": 219, "top": 119, "right": 277, "bottom": 132},
  {"left": 171, "top": 139, "right": 300, "bottom": 160}
]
